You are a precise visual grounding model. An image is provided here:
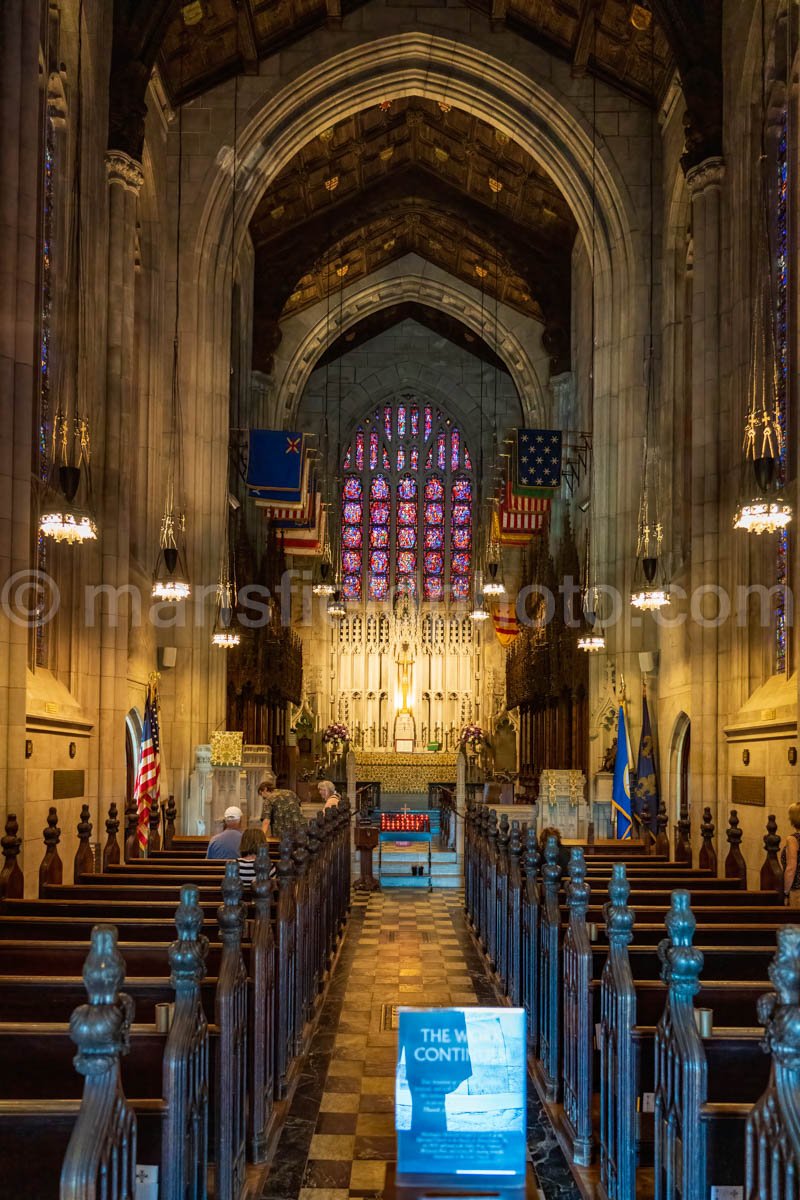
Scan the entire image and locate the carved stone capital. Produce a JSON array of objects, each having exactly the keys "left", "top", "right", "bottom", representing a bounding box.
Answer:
[
  {"left": 105, "top": 149, "right": 144, "bottom": 194},
  {"left": 686, "top": 155, "right": 725, "bottom": 198}
]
